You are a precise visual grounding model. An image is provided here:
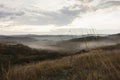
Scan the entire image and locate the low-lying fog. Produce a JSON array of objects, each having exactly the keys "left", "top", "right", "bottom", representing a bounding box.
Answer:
[
  {"left": 22, "top": 35, "right": 120, "bottom": 53},
  {"left": 24, "top": 40, "right": 118, "bottom": 53},
  {"left": 0, "top": 35, "right": 119, "bottom": 53}
]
